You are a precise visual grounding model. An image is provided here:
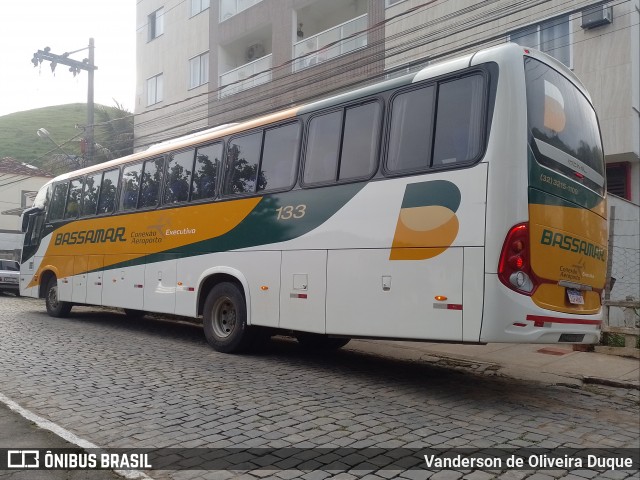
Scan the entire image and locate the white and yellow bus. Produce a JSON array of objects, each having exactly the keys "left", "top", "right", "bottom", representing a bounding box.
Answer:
[{"left": 20, "top": 43, "right": 607, "bottom": 353}]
